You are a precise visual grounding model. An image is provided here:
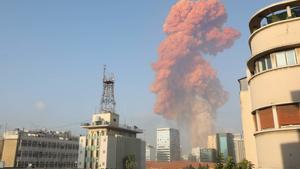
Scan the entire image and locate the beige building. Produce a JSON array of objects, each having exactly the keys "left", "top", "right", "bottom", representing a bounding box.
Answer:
[
  {"left": 80, "top": 68, "right": 145, "bottom": 169},
  {"left": 207, "top": 135, "right": 217, "bottom": 150},
  {"left": 1, "top": 129, "right": 78, "bottom": 168},
  {"left": 239, "top": 0, "right": 300, "bottom": 168},
  {"left": 232, "top": 134, "right": 245, "bottom": 163},
  {"left": 80, "top": 112, "right": 145, "bottom": 169},
  {"left": 0, "top": 138, "right": 3, "bottom": 162}
]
